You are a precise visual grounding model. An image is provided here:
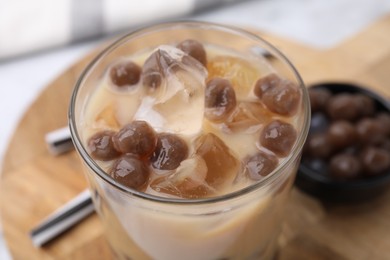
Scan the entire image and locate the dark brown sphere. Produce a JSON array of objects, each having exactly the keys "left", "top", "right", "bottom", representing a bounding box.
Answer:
[
  {"left": 88, "top": 131, "right": 121, "bottom": 161},
  {"left": 260, "top": 120, "right": 297, "bottom": 157},
  {"left": 306, "top": 133, "right": 333, "bottom": 159},
  {"left": 356, "top": 118, "right": 384, "bottom": 145},
  {"left": 150, "top": 133, "right": 189, "bottom": 170},
  {"left": 360, "top": 147, "right": 390, "bottom": 176},
  {"left": 254, "top": 73, "right": 281, "bottom": 98},
  {"left": 113, "top": 121, "right": 157, "bottom": 158},
  {"left": 329, "top": 154, "right": 362, "bottom": 180},
  {"left": 245, "top": 151, "right": 278, "bottom": 180},
  {"left": 177, "top": 39, "right": 207, "bottom": 66},
  {"left": 255, "top": 74, "right": 300, "bottom": 116},
  {"left": 308, "top": 87, "right": 332, "bottom": 112},
  {"left": 205, "top": 78, "right": 237, "bottom": 122},
  {"left": 328, "top": 120, "right": 357, "bottom": 149},
  {"left": 110, "top": 61, "right": 141, "bottom": 87},
  {"left": 326, "top": 93, "right": 360, "bottom": 121},
  {"left": 109, "top": 155, "right": 149, "bottom": 189},
  {"left": 354, "top": 94, "right": 375, "bottom": 117}
]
